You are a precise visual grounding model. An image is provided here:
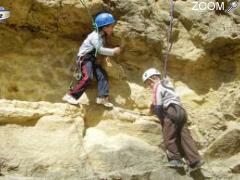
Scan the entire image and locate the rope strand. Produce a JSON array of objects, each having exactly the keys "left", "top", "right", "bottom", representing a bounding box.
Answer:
[
  {"left": 163, "top": 0, "right": 174, "bottom": 78},
  {"left": 79, "top": 0, "right": 99, "bottom": 57}
]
